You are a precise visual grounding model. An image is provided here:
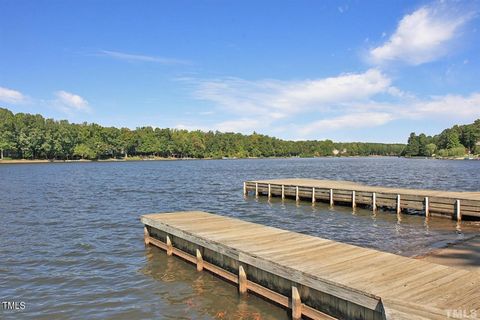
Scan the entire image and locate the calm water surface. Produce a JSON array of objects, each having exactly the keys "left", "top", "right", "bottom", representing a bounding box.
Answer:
[{"left": 1, "top": 157, "right": 479, "bottom": 319}]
